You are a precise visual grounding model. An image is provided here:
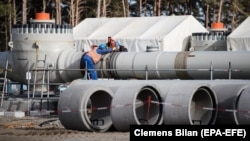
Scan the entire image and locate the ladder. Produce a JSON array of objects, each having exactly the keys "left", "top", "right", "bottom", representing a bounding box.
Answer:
[
  {"left": 32, "top": 54, "right": 47, "bottom": 98},
  {"left": 31, "top": 54, "right": 49, "bottom": 112},
  {"left": 0, "top": 58, "right": 9, "bottom": 108}
]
